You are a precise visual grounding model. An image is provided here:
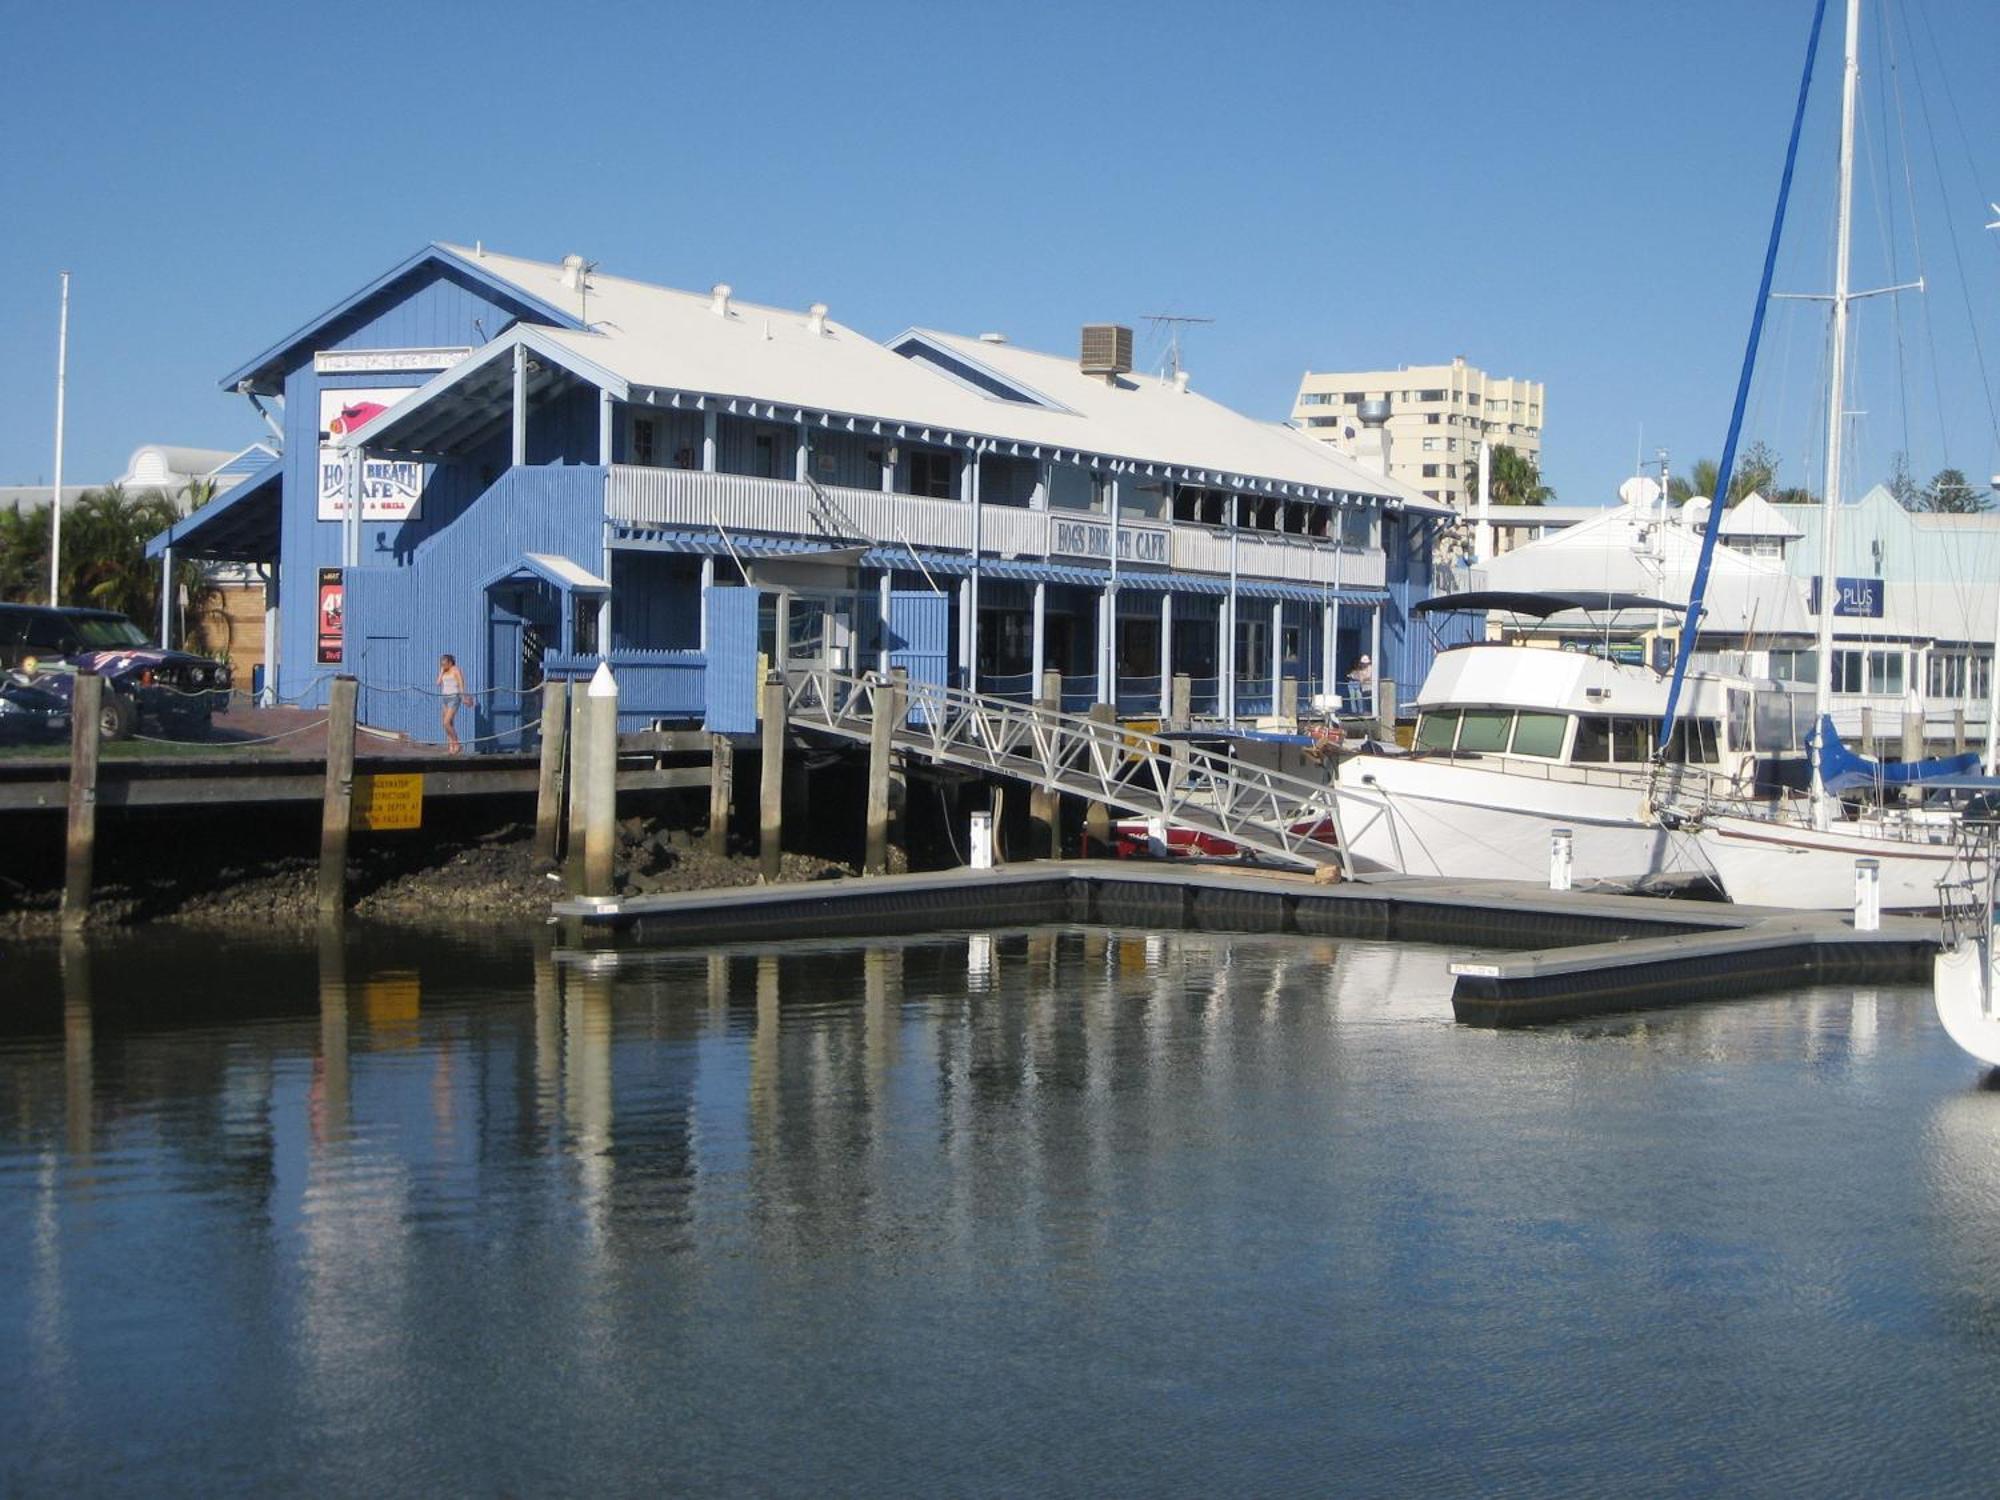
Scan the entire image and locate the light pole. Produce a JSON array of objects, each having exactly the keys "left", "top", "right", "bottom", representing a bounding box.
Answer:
[{"left": 48, "top": 272, "right": 70, "bottom": 605}]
